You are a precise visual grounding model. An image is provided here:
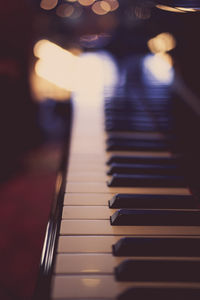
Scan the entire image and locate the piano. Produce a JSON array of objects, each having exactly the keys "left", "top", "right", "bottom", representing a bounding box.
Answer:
[{"left": 1, "top": 1, "right": 200, "bottom": 299}]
